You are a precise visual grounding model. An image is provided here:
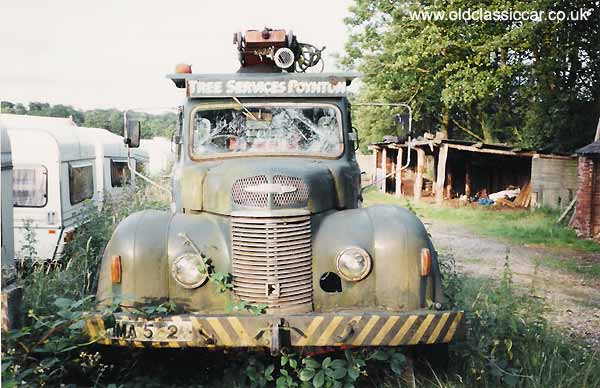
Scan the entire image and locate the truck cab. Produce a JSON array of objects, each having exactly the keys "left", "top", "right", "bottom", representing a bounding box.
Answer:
[{"left": 88, "top": 29, "right": 462, "bottom": 354}]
